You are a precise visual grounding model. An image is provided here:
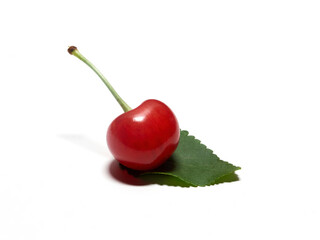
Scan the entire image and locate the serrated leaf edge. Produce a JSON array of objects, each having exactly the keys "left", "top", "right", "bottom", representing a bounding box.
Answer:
[
  {"left": 141, "top": 130, "right": 241, "bottom": 187},
  {"left": 181, "top": 130, "right": 241, "bottom": 172}
]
